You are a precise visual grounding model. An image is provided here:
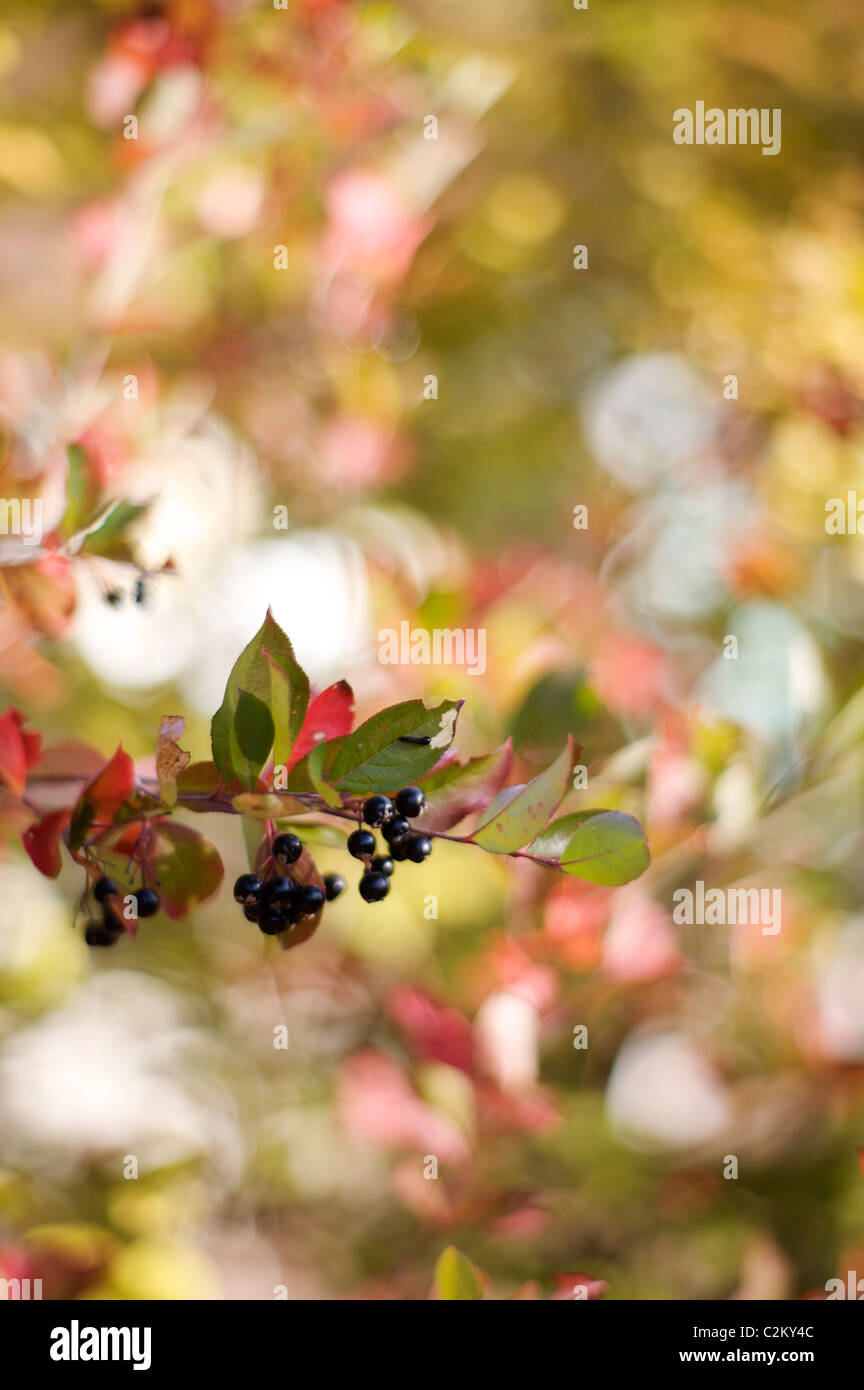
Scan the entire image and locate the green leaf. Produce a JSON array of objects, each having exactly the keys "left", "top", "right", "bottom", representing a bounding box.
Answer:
[
  {"left": 211, "top": 612, "right": 308, "bottom": 788},
  {"left": 307, "top": 742, "right": 343, "bottom": 807},
  {"left": 232, "top": 689, "right": 274, "bottom": 788},
  {"left": 61, "top": 445, "right": 90, "bottom": 538},
  {"left": 471, "top": 738, "right": 574, "bottom": 853},
  {"left": 329, "top": 699, "right": 463, "bottom": 794},
  {"left": 68, "top": 797, "right": 95, "bottom": 854},
  {"left": 434, "top": 1246, "right": 484, "bottom": 1301},
  {"left": 527, "top": 809, "right": 649, "bottom": 886},
  {"left": 145, "top": 821, "right": 224, "bottom": 920},
  {"left": 264, "top": 647, "right": 311, "bottom": 768},
  {"left": 241, "top": 815, "right": 264, "bottom": 873},
  {"left": 79, "top": 499, "right": 150, "bottom": 555}
]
